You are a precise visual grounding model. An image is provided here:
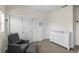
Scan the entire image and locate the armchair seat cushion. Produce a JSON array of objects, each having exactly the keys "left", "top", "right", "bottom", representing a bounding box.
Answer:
[{"left": 14, "top": 40, "right": 29, "bottom": 44}]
